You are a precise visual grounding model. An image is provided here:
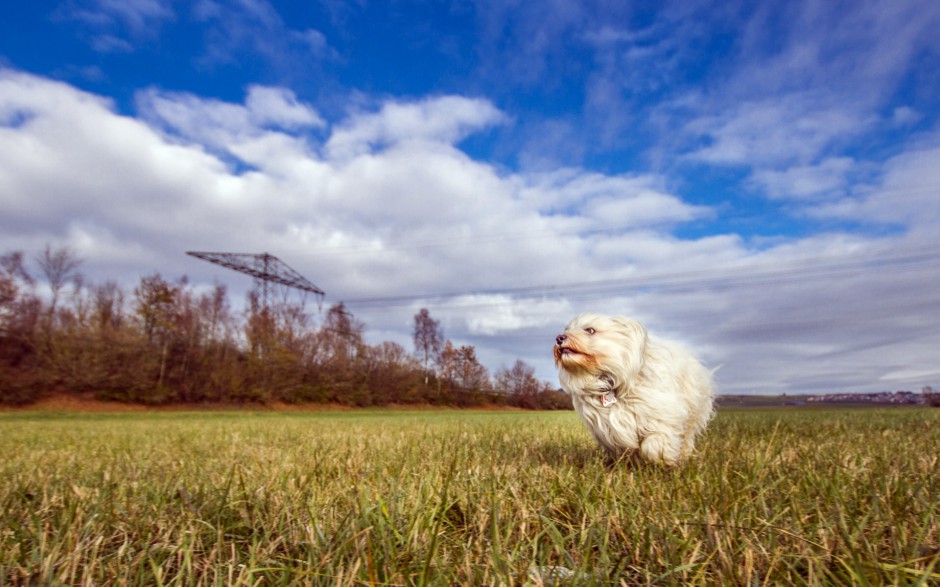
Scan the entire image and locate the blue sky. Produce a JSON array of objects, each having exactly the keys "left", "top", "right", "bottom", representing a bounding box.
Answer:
[{"left": 2, "top": 0, "right": 939, "bottom": 394}]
